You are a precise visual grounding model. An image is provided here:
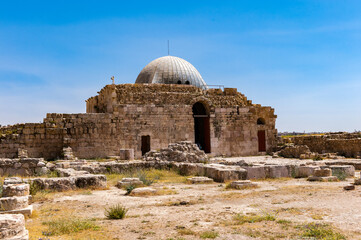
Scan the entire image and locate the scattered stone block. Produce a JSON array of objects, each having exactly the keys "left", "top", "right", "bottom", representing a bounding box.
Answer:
[
  {"left": 229, "top": 180, "right": 258, "bottom": 189},
  {"left": 243, "top": 166, "right": 266, "bottom": 179},
  {"left": 0, "top": 196, "right": 29, "bottom": 211},
  {"left": 204, "top": 164, "right": 247, "bottom": 182},
  {"left": 17, "top": 148, "right": 28, "bottom": 159},
  {"left": 295, "top": 166, "right": 320, "bottom": 178},
  {"left": 343, "top": 184, "right": 355, "bottom": 191},
  {"left": 119, "top": 149, "right": 134, "bottom": 160},
  {"left": 329, "top": 165, "right": 355, "bottom": 177},
  {"left": 2, "top": 184, "right": 30, "bottom": 197},
  {"left": 74, "top": 174, "right": 107, "bottom": 189},
  {"left": 307, "top": 176, "right": 338, "bottom": 182},
  {"left": 144, "top": 141, "right": 207, "bottom": 163},
  {"left": 0, "top": 214, "right": 29, "bottom": 240},
  {"left": 116, "top": 178, "right": 143, "bottom": 188},
  {"left": 354, "top": 178, "right": 361, "bottom": 185},
  {"left": 130, "top": 187, "right": 157, "bottom": 196},
  {"left": 187, "top": 177, "right": 213, "bottom": 184},
  {"left": 4, "top": 177, "right": 23, "bottom": 185},
  {"left": 313, "top": 168, "right": 332, "bottom": 177},
  {"left": 1, "top": 205, "right": 33, "bottom": 216}
]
